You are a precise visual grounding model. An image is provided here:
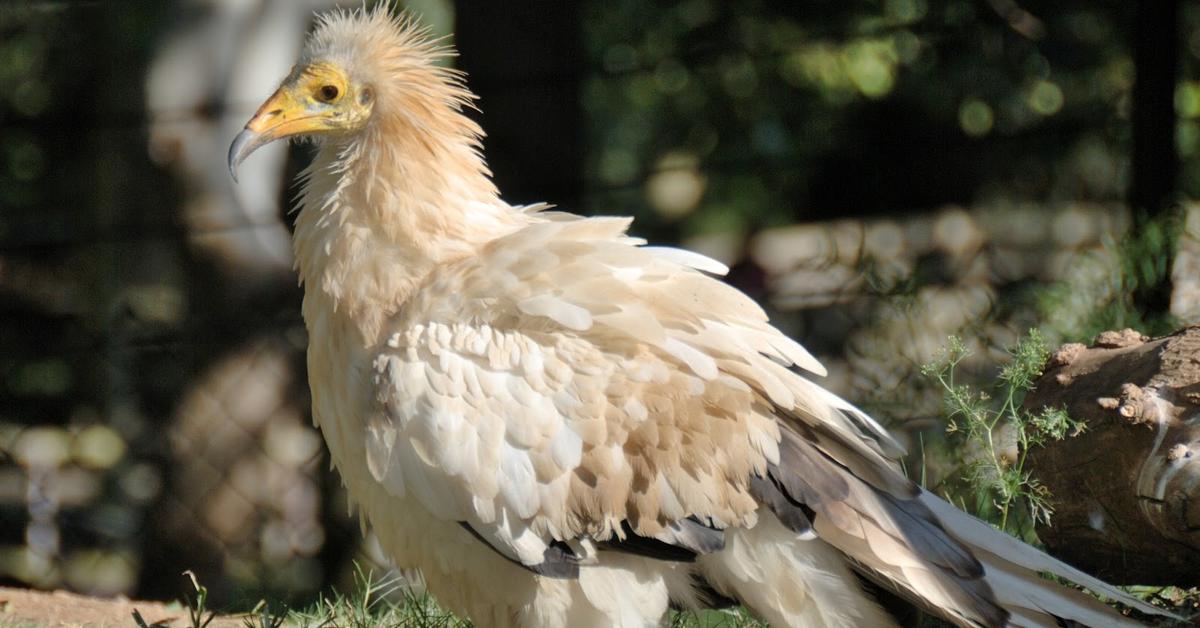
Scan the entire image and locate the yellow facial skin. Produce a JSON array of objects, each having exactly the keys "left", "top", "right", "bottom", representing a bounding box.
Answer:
[{"left": 228, "top": 62, "right": 374, "bottom": 180}]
